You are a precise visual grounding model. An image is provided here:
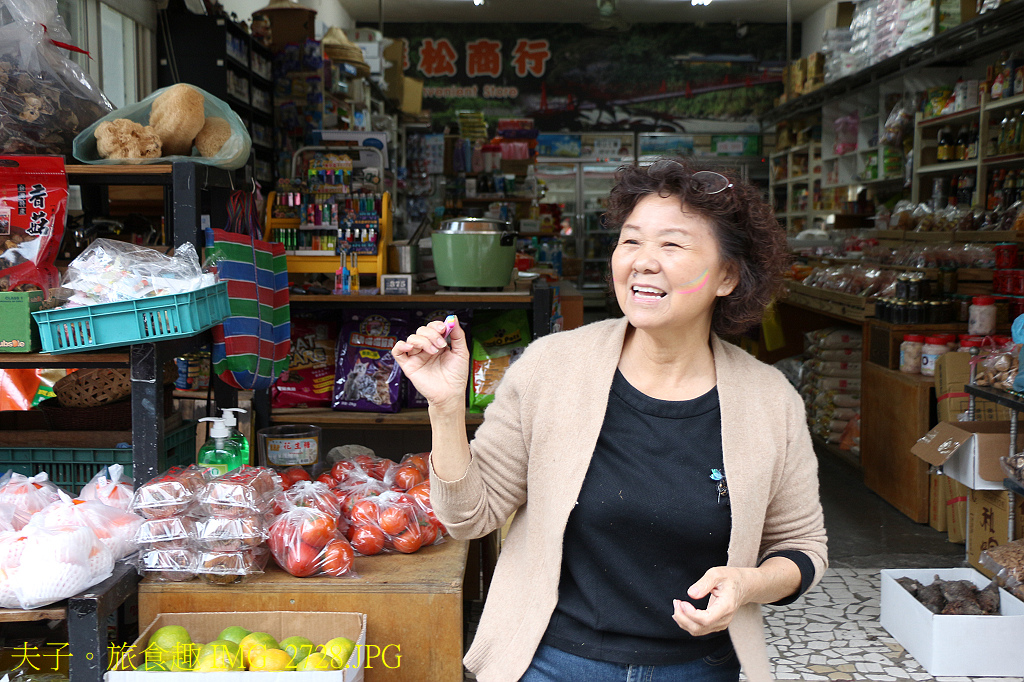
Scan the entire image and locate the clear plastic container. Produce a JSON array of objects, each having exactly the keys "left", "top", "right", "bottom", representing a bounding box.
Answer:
[
  {"left": 900, "top": 334, "right": 925, "bottom": 374},
  {"left": 969, "top": 295, "right": 997, "bottom": 336},
  {"left": 921, "top": 336, "right": 950, "bottom": 377}
]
